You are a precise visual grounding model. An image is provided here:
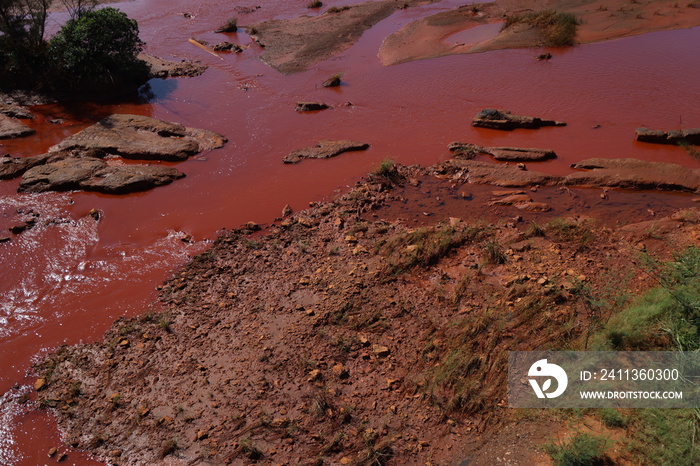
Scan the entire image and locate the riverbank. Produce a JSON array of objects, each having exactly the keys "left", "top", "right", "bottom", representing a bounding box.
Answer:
[{"left": 36, "top": 160, "right": 700, "bottom": 464}]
